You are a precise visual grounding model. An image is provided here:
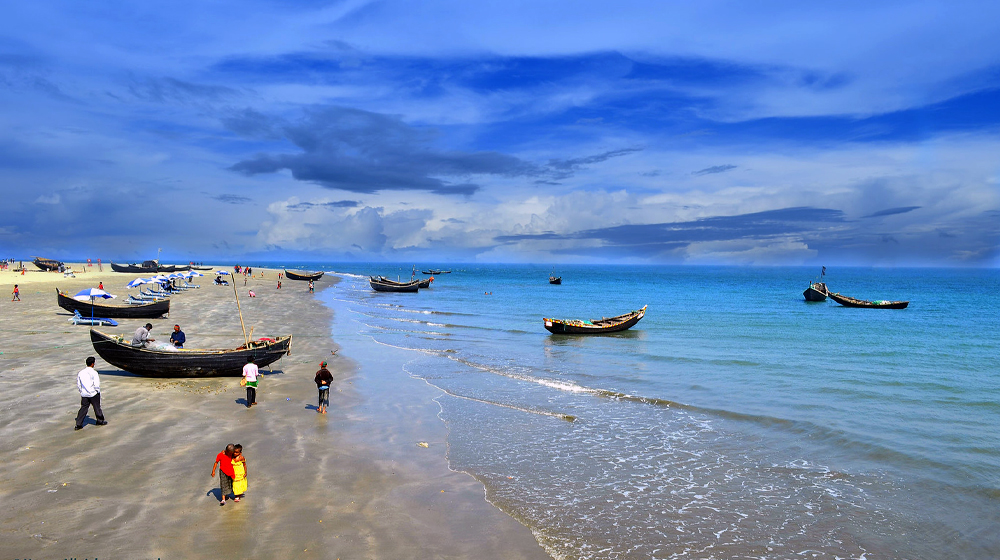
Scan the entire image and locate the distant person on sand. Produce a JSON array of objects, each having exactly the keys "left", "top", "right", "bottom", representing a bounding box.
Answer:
[
  {"left": 242, "top": 357, "right": 259, "bottom": 407},
  {"left": 276, "top": 280, "right": 281, "bottom": 290},
  {"left": 11, "top": 284, "right": 19, "bottom": 301},
  {"left": 315, "top": 360, "right": 333, "bottom": 414},
  {"left": 211, "top": 444, "right": 236, "bottom": 506},
  {"left": 132, "top": 323, "right": 154, "bottom": 347},
  {"left": 170, "top": 324, "right": 186, "bottom": 348},
  {"left": 231, "top": 444, "right": 248, "bottom": 501},
  {"left": 308, "top": 280, "right": 314, "bottom": 293},
  {"left": 75, "top": 357, "right": 107, "bottom": 430},
  {"left": 98, "top": 281, "right": 103, "bottom": 290},
  {"left": 248, "top": 289, "right": 256, "bottom": 297}
]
